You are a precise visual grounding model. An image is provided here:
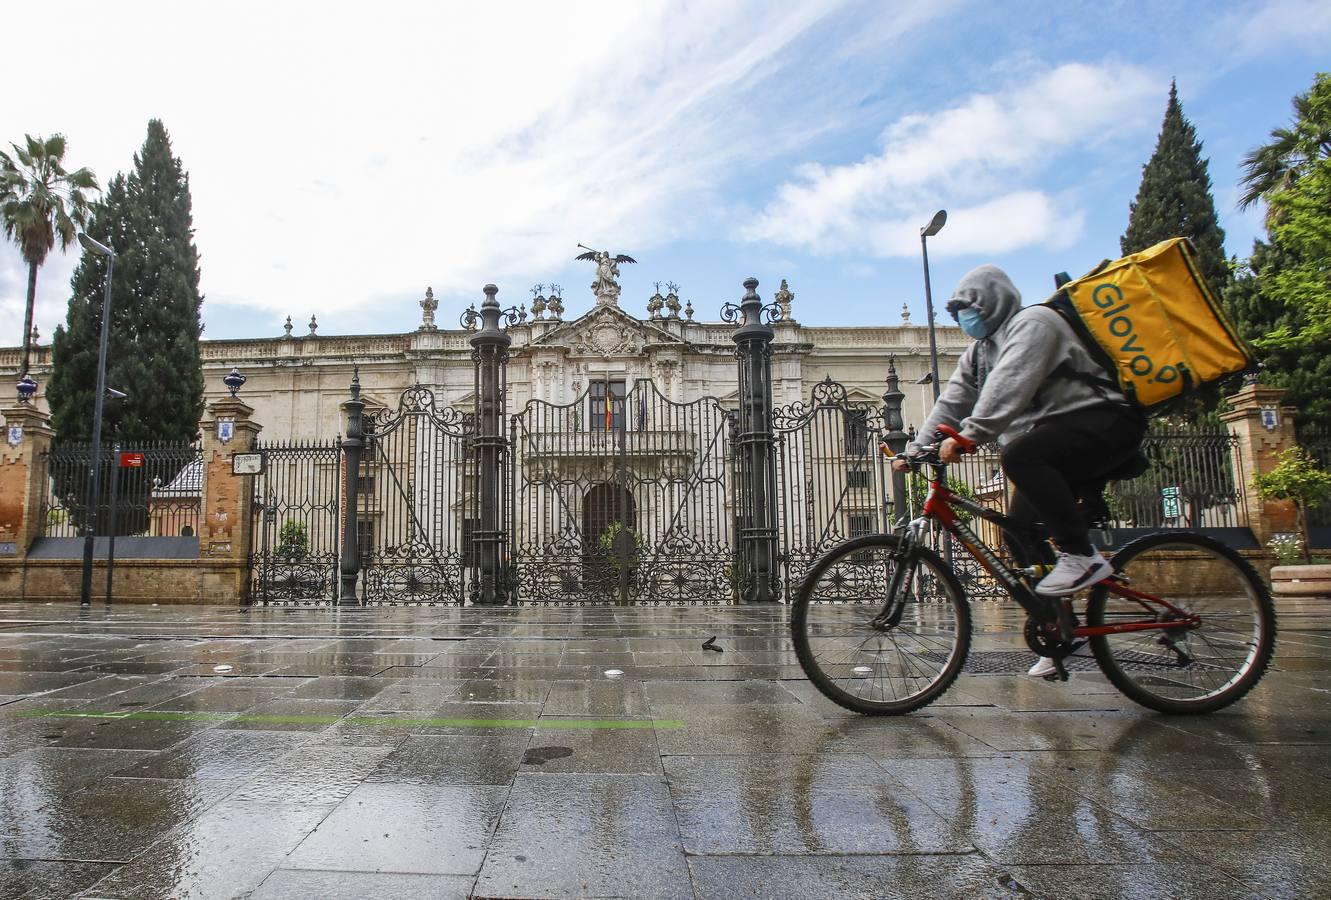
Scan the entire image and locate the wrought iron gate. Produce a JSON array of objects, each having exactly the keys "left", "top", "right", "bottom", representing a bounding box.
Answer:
[
  {"left": 250, "top": 441, "right": 342, "bottom": 605},
  {"left": 510, "top": 378, "right": 732, "bottom": 605},
  {"left": 773, "top": 378, "right": 891, "bottom": 599},
  {"left": 358, "top": 387, "right": 475, "bottom": 605}
]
